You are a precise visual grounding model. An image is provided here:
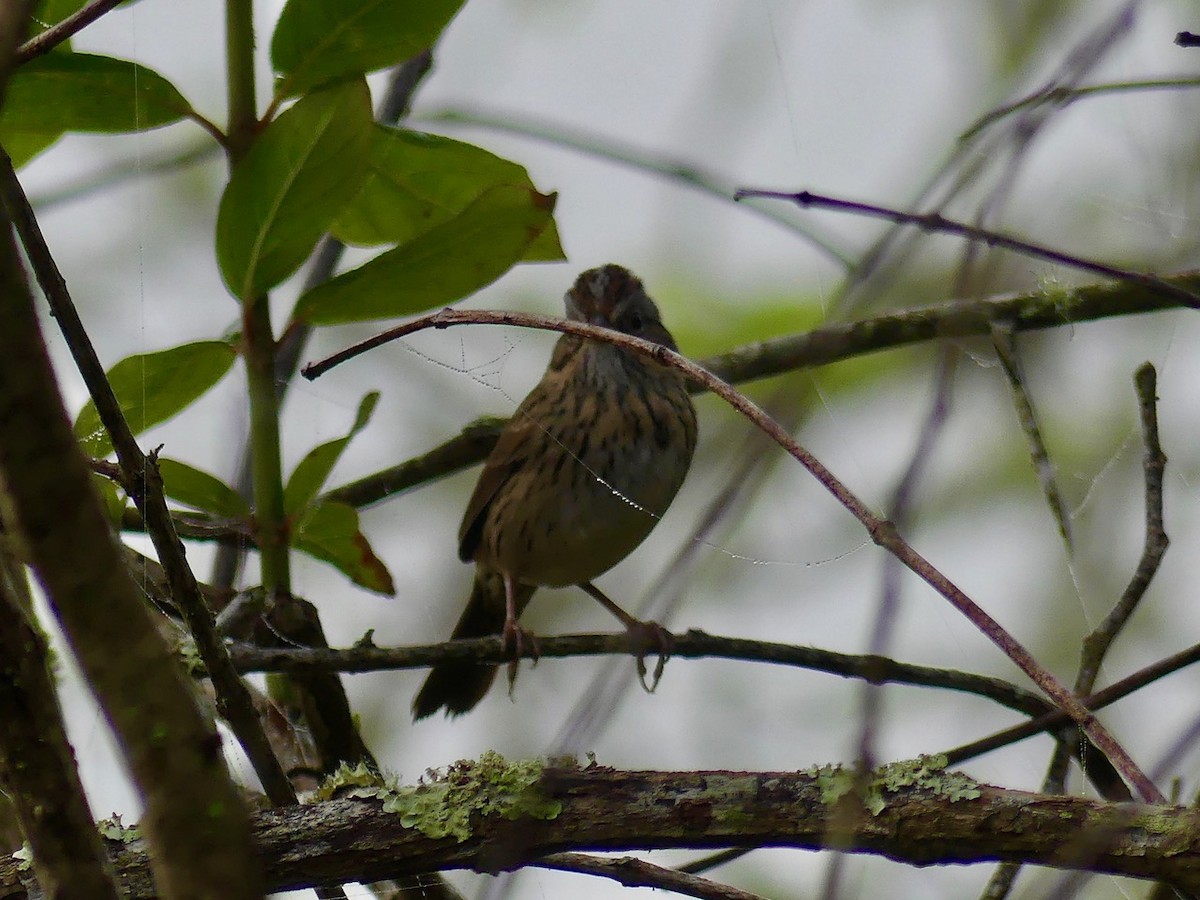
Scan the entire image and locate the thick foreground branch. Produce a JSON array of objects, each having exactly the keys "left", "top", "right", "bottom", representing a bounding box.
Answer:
[{"left": 3, "top": 762, "right": 1199, "bottom": 898}]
